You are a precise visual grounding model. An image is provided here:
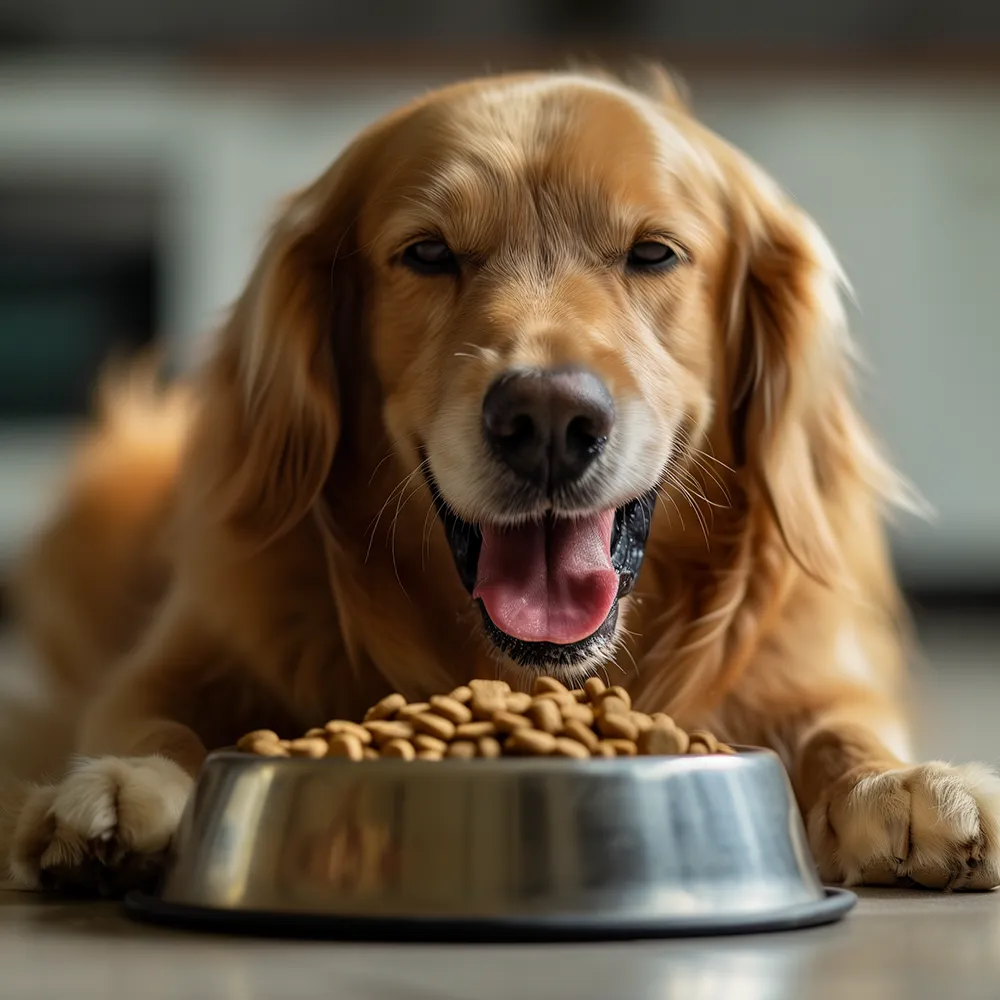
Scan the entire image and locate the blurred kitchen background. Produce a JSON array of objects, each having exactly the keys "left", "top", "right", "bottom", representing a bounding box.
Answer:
[{"left": 1, "top": 0, "right": 999, "bottom": 619}]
